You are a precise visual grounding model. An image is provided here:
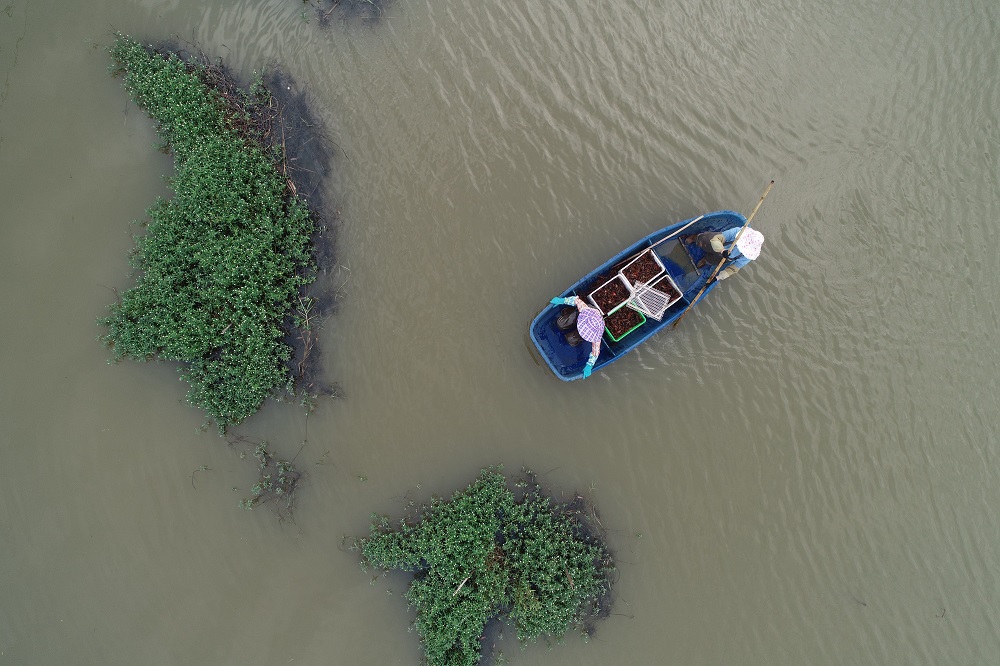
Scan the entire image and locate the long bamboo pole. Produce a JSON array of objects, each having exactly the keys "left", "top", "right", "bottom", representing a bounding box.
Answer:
[
  {"left": 671, "top": 180, "right": 774, "bottom": 329},
  {"left": 648, "top": 214, "right": 705, "bottom": 252},
  {"left": 604, "top": 214, "right": 707, "bottom": 278}
]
